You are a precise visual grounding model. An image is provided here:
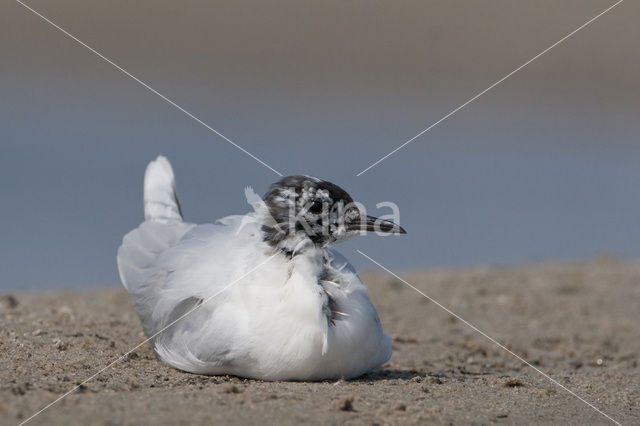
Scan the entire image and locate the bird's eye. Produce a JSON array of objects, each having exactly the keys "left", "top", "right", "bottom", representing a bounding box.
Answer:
[{"left": 308, "top": 200, "right": 323, "bottom": 214}]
